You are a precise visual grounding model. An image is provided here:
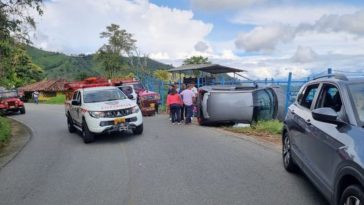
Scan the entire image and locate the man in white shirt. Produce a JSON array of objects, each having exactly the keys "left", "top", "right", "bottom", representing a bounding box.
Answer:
[{"left": 180, "top": 84, "right": 195, "bottom": 124}]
